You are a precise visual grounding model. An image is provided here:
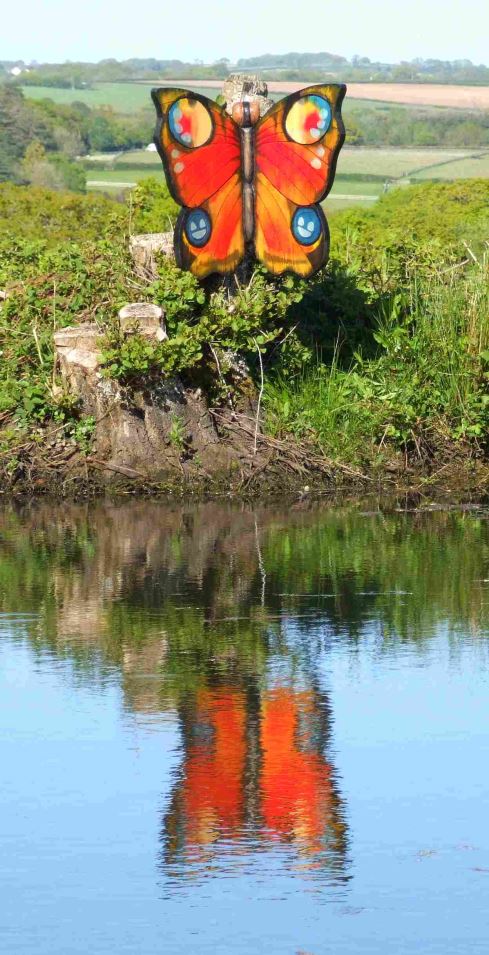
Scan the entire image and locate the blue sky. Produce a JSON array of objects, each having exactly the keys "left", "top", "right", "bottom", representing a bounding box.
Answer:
[{"left": 2, "top": 0, "right": 488, "bottom": 66}]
